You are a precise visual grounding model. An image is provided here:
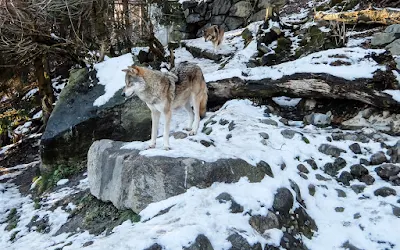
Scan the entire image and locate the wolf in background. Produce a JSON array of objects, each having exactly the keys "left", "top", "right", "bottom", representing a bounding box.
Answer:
[
  {"left": 203, "top": 25, "right": 225, "bottom": 52},
  {"left": 122, "top": 62, "right": 208, "bottom": 150}
]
